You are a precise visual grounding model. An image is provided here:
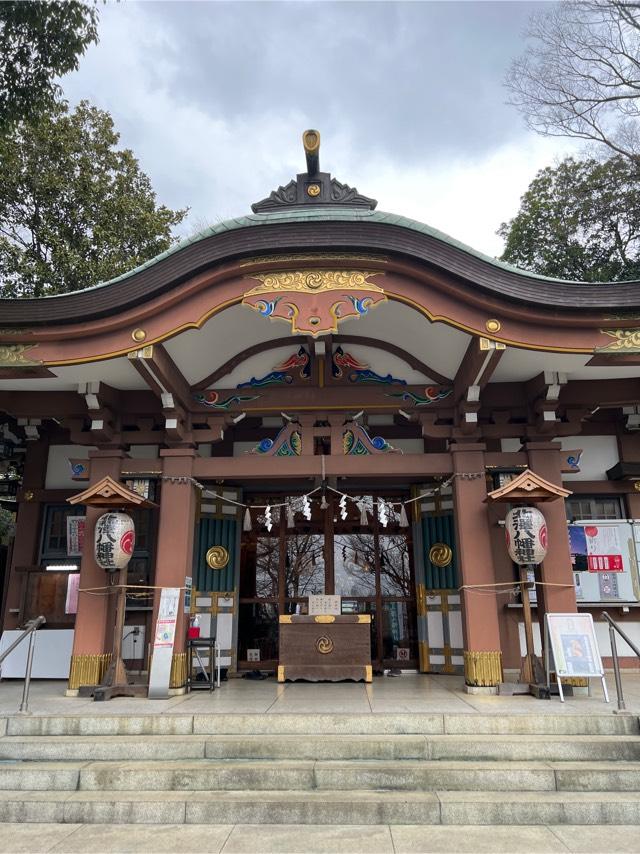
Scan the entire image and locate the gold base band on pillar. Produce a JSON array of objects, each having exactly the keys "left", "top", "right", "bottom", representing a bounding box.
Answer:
[
  {"left": 464, "top": 650, "right": 503, "bottom": 687},
  {"left": 68, "top": 653, "right": 112, "bottom": 690},
  {"left": 170, "top": 652, "right": 187, "bottom": 689},
  {"left": 277, "top": 665, "right": 285, "bottom": 682}
]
